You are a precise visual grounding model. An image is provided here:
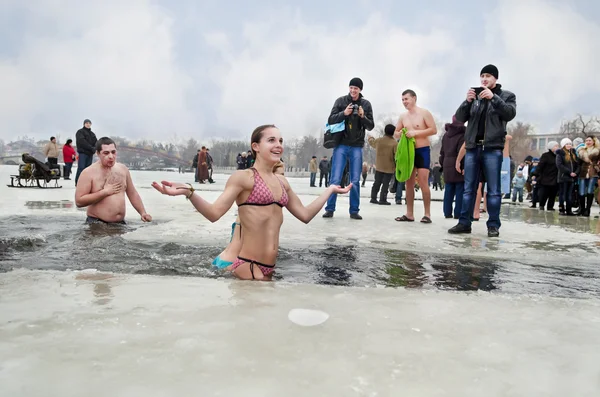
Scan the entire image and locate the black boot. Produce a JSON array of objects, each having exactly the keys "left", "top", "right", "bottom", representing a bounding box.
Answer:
[
  {"left": 566, "top": 204, "right": 575, "bottom": 216},
  {"left": 575, "top": 196, "right": 586, "bottom": 216},
  {"left": 585, "top": 194, "right": 594, "bottom": 217}
]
